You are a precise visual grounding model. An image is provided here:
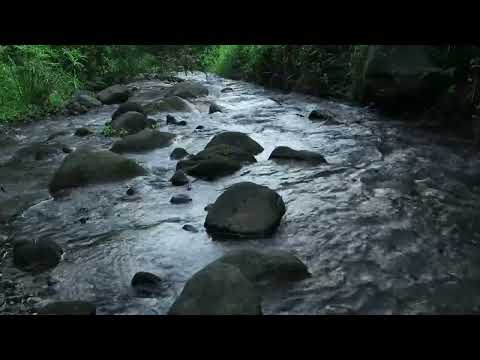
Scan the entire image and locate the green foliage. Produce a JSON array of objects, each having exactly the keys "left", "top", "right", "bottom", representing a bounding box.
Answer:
[
  {"left": 101, "top": 124, "right": 129, "bottom": 138},
  {"left": 0, "top": 45, "right": 197, "bottom": 124},
  {"left": 202, "top": 45, "right": 354, "bottom": 98}
]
